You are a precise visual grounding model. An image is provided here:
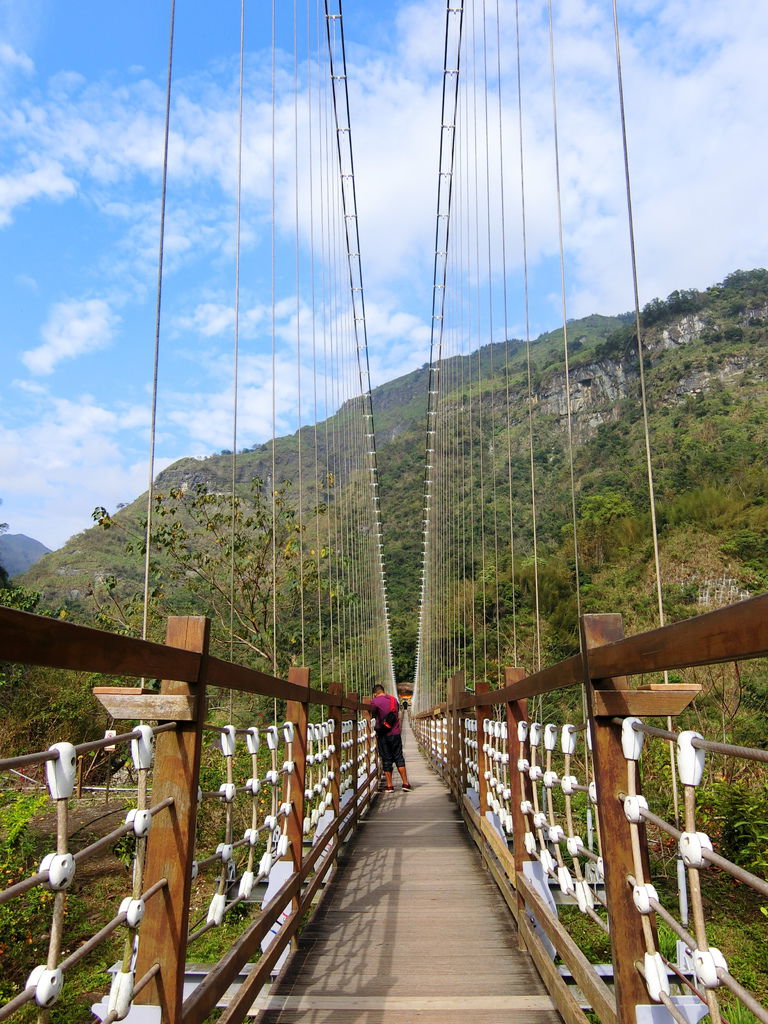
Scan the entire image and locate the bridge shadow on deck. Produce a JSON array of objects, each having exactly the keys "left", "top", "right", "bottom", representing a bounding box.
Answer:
[{"left": 252, "top": 719, "right": 562, "bottom": 1023}]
